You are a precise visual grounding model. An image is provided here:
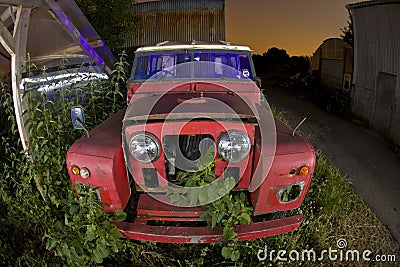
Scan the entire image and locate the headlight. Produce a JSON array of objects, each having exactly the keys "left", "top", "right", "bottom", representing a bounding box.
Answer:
[
  {"left": 217, "top": 131, "right": 251, "bottom": 163},
  {"left": 129, "top": 133, "right": 160, "bottom": 163},
  {"left": 80, "top": 167, "right": 90, "bottom": 179}
]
